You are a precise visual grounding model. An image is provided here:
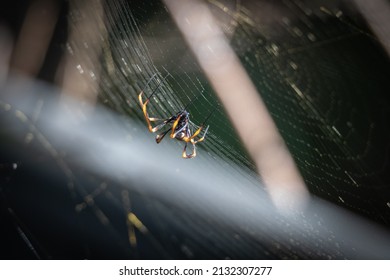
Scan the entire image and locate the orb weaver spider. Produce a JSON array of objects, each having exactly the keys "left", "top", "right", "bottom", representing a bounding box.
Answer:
[{"left": 138, "top": 75, "right": 212, "bottom": 159}]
